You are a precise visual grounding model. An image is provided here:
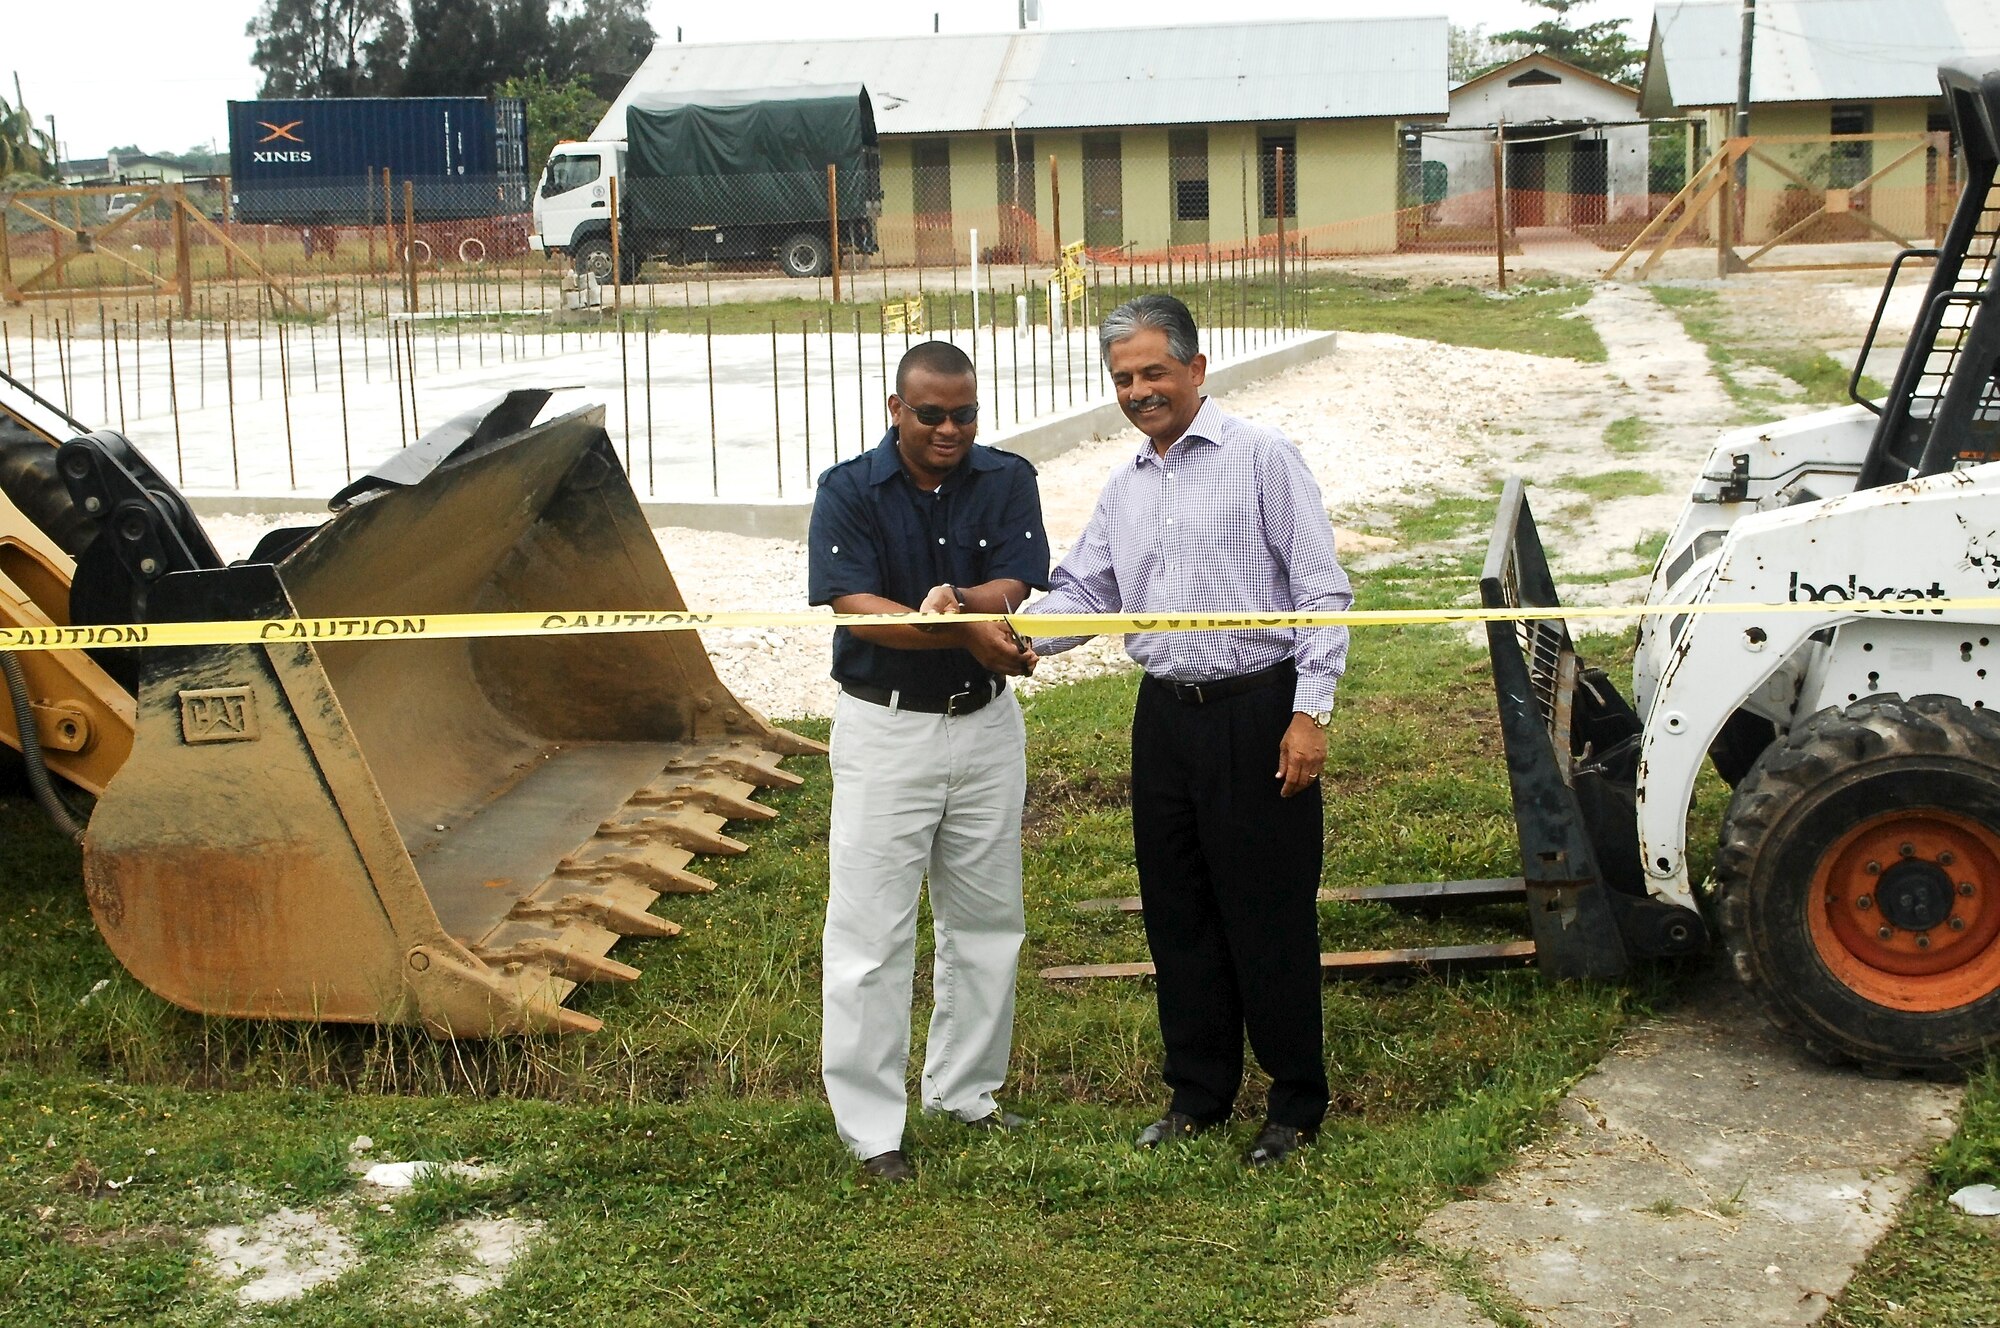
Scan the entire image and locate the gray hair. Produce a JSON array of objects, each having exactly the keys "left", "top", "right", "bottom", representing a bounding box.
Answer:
[{"left": 1098, "top": 293, "right": 1200, "bottom": 366}]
